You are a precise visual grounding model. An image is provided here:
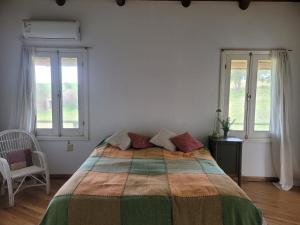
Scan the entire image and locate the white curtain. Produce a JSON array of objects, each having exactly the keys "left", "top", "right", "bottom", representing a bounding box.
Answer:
[
  {"left": 270, "top": 50, "right": 294, "bottom": 191},
  {"left": 9, "top": 47, "right": 36, "bottom": 133}
]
